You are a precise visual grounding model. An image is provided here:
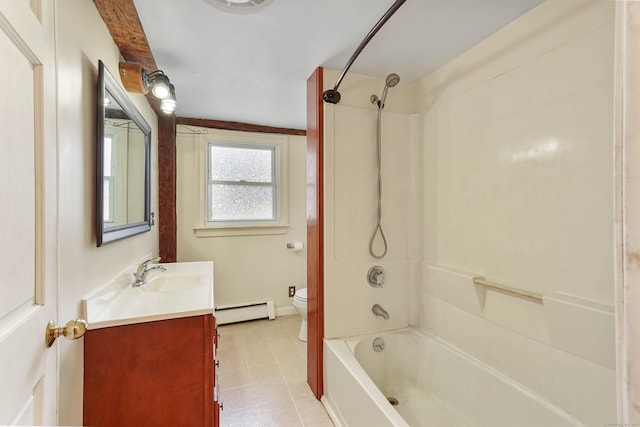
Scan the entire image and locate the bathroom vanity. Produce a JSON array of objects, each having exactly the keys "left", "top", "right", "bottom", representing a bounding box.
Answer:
[{"left": 82, "top": 261, "right": 219, "bottom": 427}]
